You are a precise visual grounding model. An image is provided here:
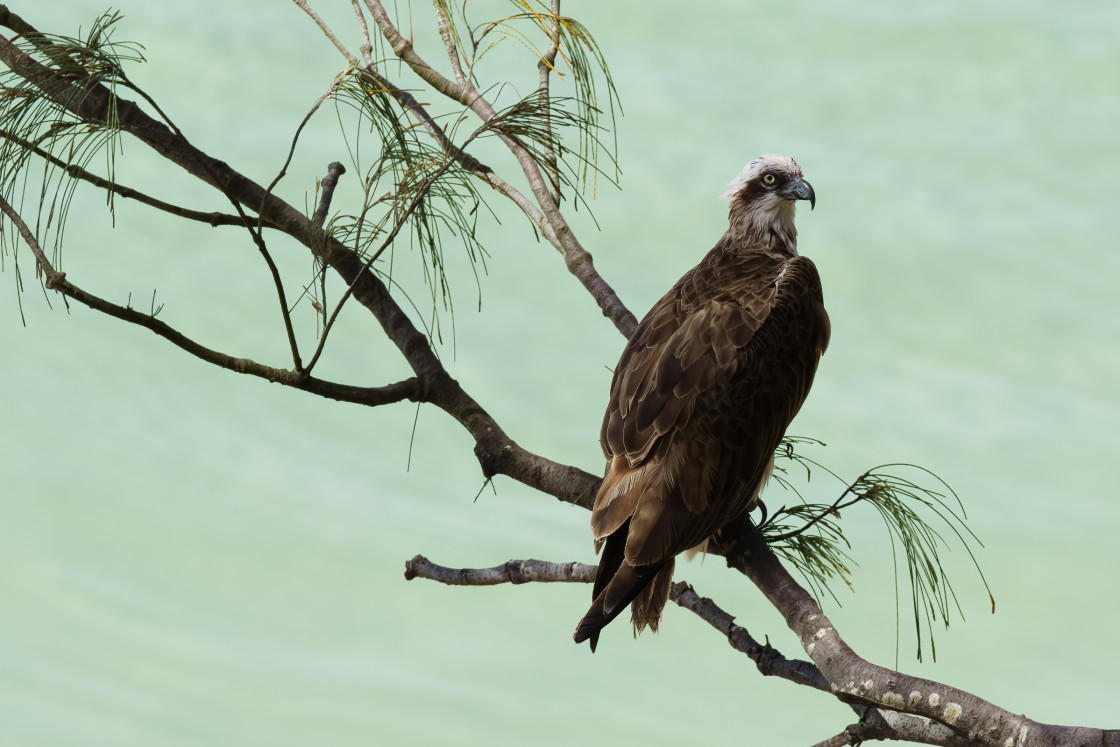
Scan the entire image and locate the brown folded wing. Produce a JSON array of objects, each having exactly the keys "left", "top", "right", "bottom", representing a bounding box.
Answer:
[
  {"left": 575, "top": 250, "right": 828, "bottom": 649},
  {"left": 591, "top": 252, "right": 829, "bottom": 565}
]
